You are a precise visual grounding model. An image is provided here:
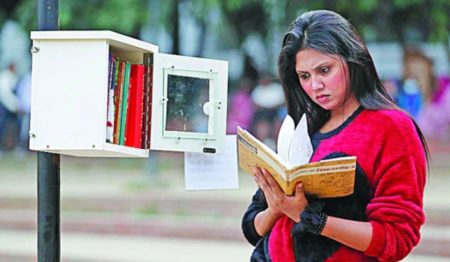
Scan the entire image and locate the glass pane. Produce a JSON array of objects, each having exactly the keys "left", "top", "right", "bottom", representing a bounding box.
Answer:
[{"left": 165, "top": 75, "right": 210, "bottom": 133}]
